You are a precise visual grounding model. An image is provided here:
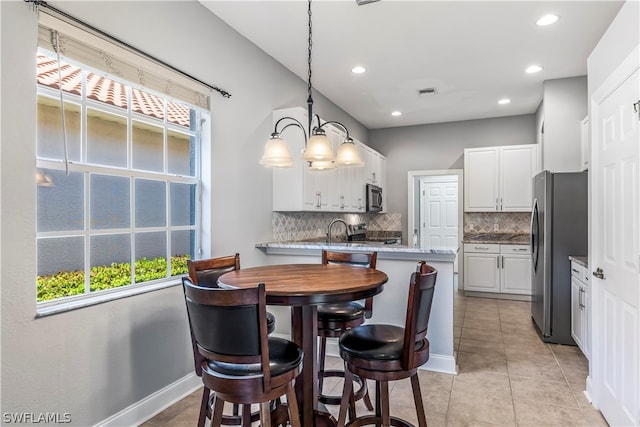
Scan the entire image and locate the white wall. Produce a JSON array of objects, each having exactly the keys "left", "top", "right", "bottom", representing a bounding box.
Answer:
[
  {"left": 368, "top": 114, "right": 536, "bottom": 242},
  {"left": 588, "top": 1, "right": 640, "bottom": 97},
  {"left": 0, "top": 1, "right": 365, "bottom": 425},
  {"left": 541, "top": 76, "right": 588, "bottom": 172}
]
